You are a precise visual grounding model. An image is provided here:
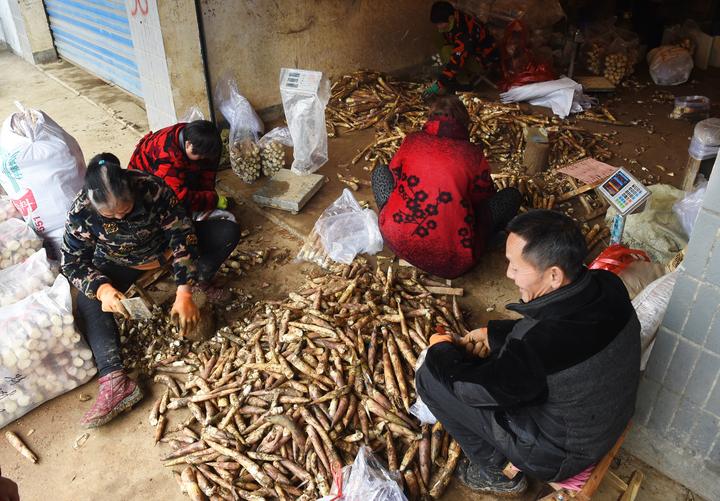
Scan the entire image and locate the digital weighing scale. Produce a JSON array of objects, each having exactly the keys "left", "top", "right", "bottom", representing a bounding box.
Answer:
[{"left": 596, "top": 167, "right": 651, "bottom": 244}]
